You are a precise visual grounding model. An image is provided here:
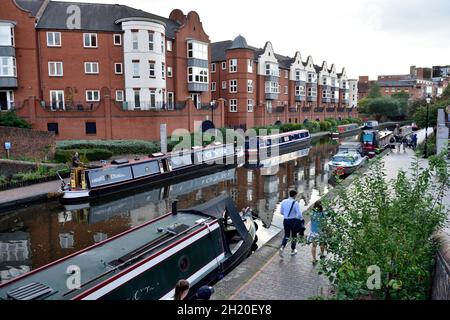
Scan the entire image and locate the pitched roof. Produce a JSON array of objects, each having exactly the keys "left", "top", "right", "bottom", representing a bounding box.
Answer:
[
  {"left": 211, "top": 40, "right": 233, "bottom": 62},
  {"left": 24, "top": 1, "right": 180, "bottom": 38},
  {"left": 15, "top": 0, "right": 46, "bottom": 16}
]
